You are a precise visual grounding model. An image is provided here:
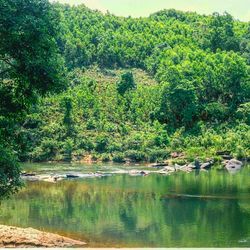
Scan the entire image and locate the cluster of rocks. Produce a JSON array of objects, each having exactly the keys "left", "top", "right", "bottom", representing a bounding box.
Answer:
[
  {"left": 21, "top": 158, "right": 245, "bottom": 183},
  {"left": 21, "top": 172, "right": 111, "bottom": 183},
  {"left": 150, "top": 158, "right": 244, "bottom": 175}
]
